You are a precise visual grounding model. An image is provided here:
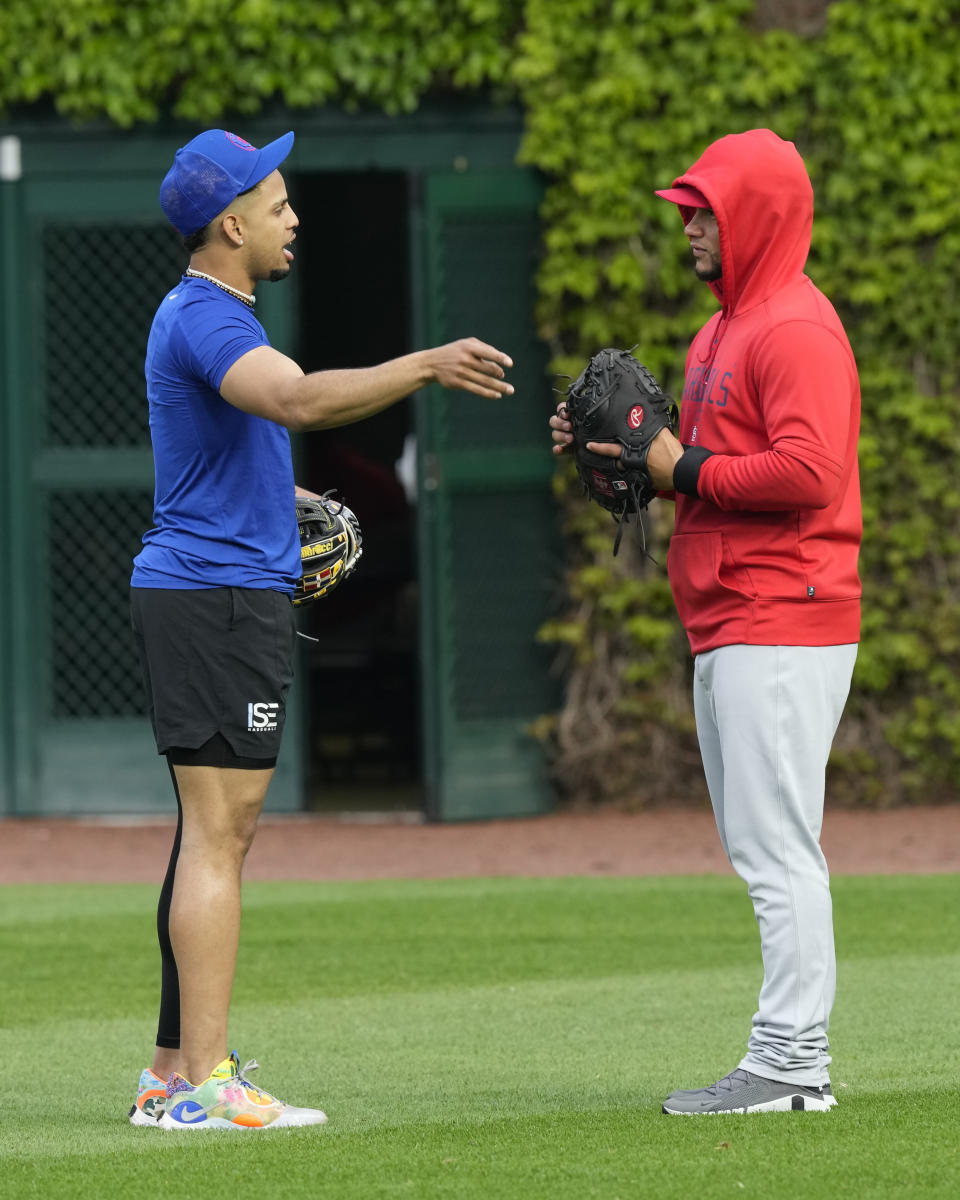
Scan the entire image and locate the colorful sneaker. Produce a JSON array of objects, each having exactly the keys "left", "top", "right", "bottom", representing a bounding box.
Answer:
[
  {"left": 662, "top": 1067, "right": 837, "bottom": 1115},
  {"left": 129, "top": 1067, "right": 167, "bottom": 1126},
  {"left": 158, "top": 1051, "right": 328, "bottom": 1130}
]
